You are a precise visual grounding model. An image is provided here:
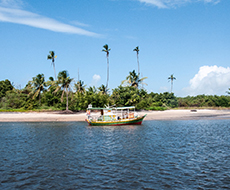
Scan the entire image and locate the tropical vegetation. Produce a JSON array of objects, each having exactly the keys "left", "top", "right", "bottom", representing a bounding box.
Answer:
[
  {"left": 1, "top": 71, "right": 230, "bottom": 112},
  {"left": 1, "top": 47, "right": 230, "bottom": 112}
]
